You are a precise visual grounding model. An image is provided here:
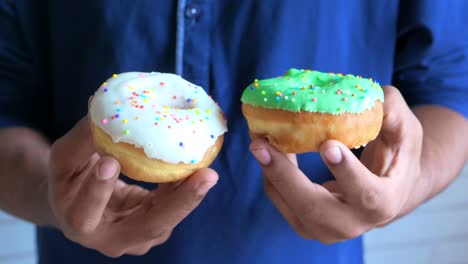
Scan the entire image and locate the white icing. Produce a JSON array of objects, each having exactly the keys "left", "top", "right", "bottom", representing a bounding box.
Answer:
[{"left": 90, "top": 72, "right": 228, "bottom": 164}]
